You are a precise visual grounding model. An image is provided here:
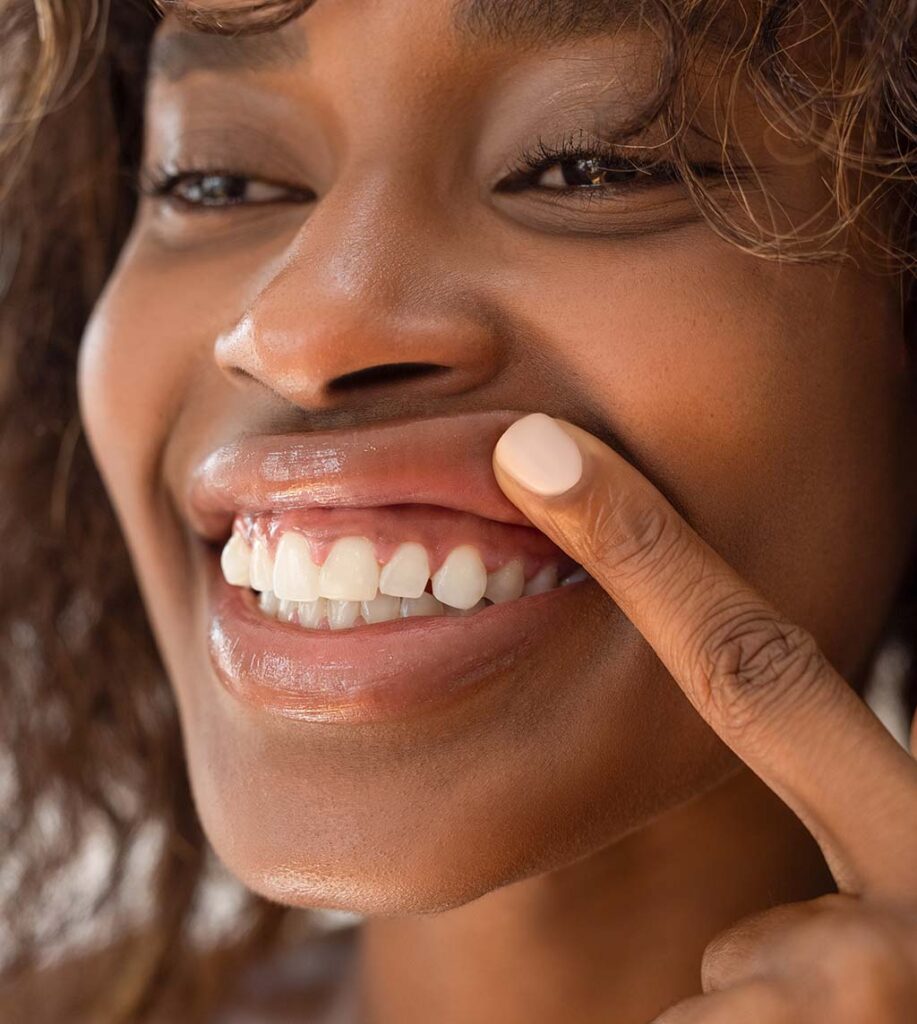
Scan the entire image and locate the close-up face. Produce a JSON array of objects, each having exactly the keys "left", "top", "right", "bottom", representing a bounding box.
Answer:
[{"left": 76, "top": 0, "right": 916, "bottom": 914}]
